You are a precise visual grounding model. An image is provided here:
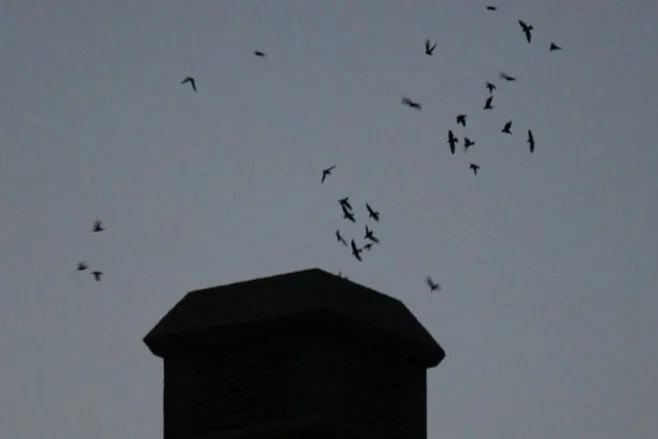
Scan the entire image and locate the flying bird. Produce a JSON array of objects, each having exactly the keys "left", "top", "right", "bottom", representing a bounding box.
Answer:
[
  {"left": 499, "top": 72, "right": 516, "bottom": 81},
  {"left": 527, "top": 129, "right": 535, "bottom": 153},
  {"left": 486, "top": 6, "right": 497, "bottom": 11},
  {"left": 77, "top": 262, "right": 87, "bottom": 271},
  {"left": 483, "top": 96, "right": 494, "bottom": 110},
  {"left": 502, "top": 121, "right": 512, "bottom": 134},
  {"left": 350, "top": 240, "right": 362, "bottom": 261},
  {"left": 338, "top": 197, "right": 352, "bottom": 211},
  {"left": 549, "top": 42, "right": 561, "bottom": 52},
  {"left": 342, "top": 205, "right": 356, "bottom": 223},
  {"left": 424, "top": 39, "right": 437, "bottom": 55},
  {"left": 448, "top": 130, "right": 458, "bottom": 154},
  {"left": 336, "top": 229, "right": 347, "bottom": 246},
  {"left": 463, "top": 137, "right": 475, "bottom": 151},
  {"left": 254, "top": 50, "right": 266, "bottom": 57},
  {"left": 92, "top": 271, "right": 103, "bottom": 282},
  {"left": 92, "top": 219, "right": 104, "bottom": 232},
  {"left": 365, "top": 203, "right": 380, "bottom": 222},
  {"left": 321, "top": 165, "right": 336, "bottom": 183},
  {"left": 469, "top": 163, "right": 481, "bottom": 175},
  {"left": 426, "top": 276, "right": 441, "bottom": 292},
  {"left": 456, "top": 114, "right": 467, "bottom": 126},
  {"left": 181, "top": 76, "right": 196, "bottom": 92},
  {"left": 402, "top": 97, "right": 422, "bottom": 111},
  {"left": 519, "top": 20, "right": 534, "bottom": 43},
  {"left": 364, "top": 225, "right": 380, "bottom": 244},
  {"left": 486, "top": 82, "right": 496, "bottom": 94},
  {"left": 363, "top": 243, "right": 374, "bottom": 251}
]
